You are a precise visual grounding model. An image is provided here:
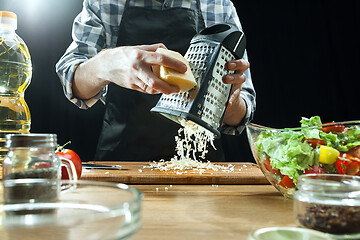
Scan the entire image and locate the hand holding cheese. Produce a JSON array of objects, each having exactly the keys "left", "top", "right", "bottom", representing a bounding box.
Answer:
[{"left": 155, "top": 48, "right": 197, "bottom": 92}]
